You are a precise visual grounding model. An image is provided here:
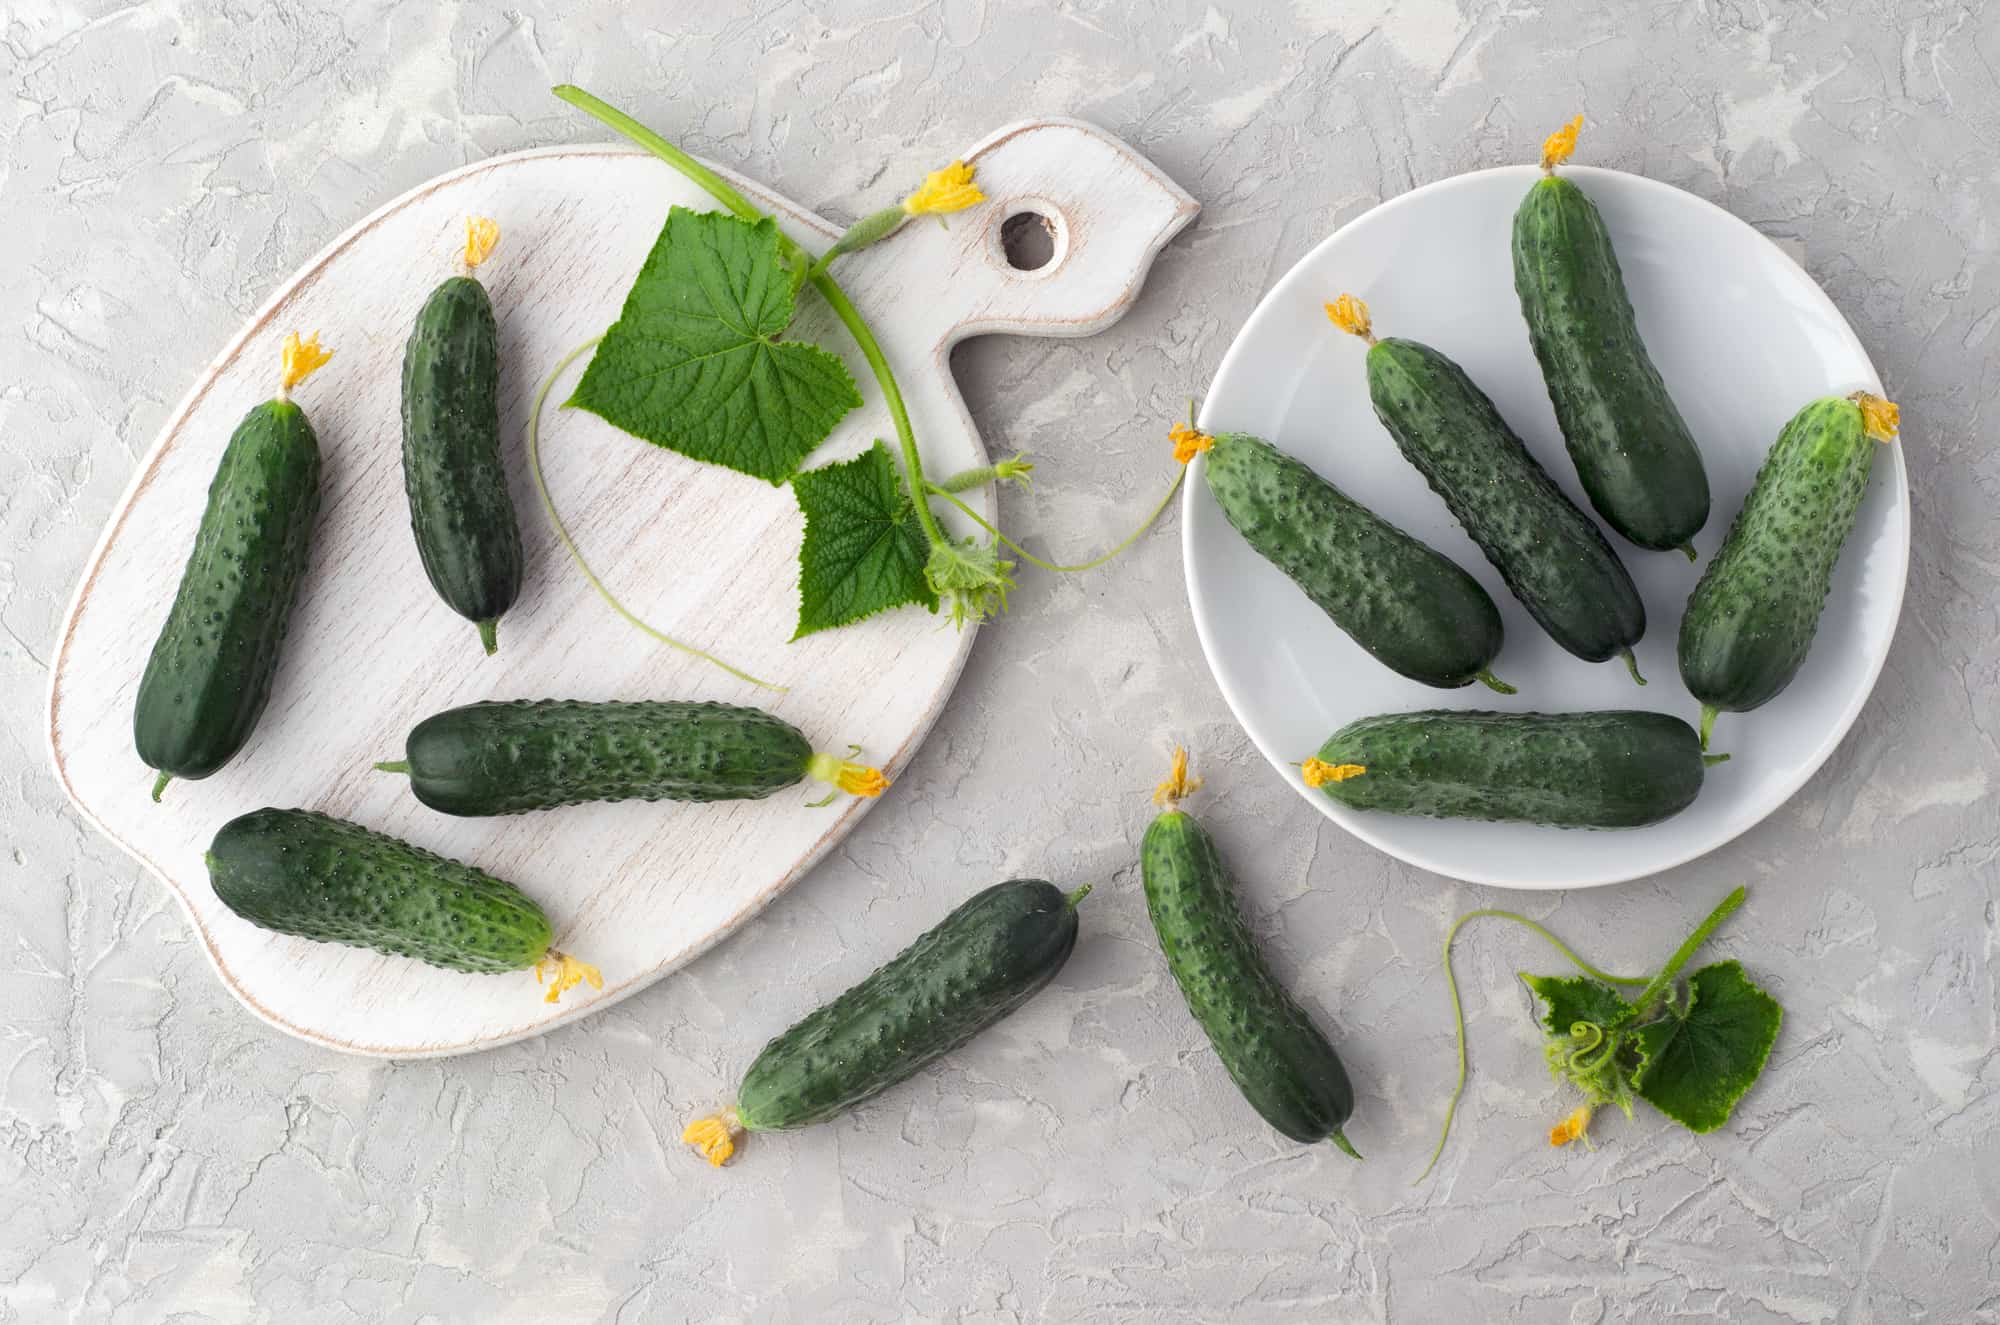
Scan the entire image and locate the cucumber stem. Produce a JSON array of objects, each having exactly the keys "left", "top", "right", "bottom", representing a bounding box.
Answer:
[
  {"left": 1329, "top": 1128, "right": 1362, "bottom": 1160},
  {"left": 1627, "top": 886, "right": 1746, "bottom": 1021},
  {"left": 477, "top": 619, "right": 498, "bottom": 655},
  {"left": 373, "top": 761, "right": 411, "bottom": 775},
  {"left": 1703, "top": 752, "right": 1732, "bottom": 767},
  {"left": 1064, "top": 884, "right": 1093, "bottom": 908},
  {"left": 1475, "top": 669, "right": 1517, "bottom": 695},
  {"left": 1698, "top": 704, "right": 1719, "bottom": 751},
  {"left": 1620, "top": 649, "right": 1647, "bottom": 686},
  {"left": 149, "top": 771, "right": 171, "bottom": 802},
  {"left": 1679, "top": 543, "right": 1697, "bottom": 562}
]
